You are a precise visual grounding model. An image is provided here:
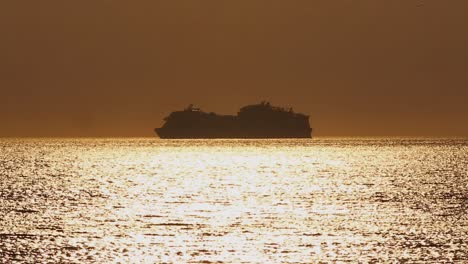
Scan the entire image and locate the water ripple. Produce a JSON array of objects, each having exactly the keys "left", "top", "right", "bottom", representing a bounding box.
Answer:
[{"left": 0, "top": 138, "right": 467, "bottom": 263}]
